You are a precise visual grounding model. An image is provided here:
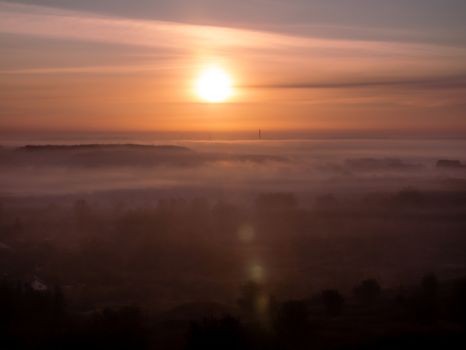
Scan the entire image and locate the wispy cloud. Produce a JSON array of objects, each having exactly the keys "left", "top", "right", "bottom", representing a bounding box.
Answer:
[
  {"left": 1, "top": 1, "right": 465, "bottom": 55},
  {"left": 1, "top": 1, "right": 465, "bottom": 85},
  {"left": 0, "top": 1, "right": 311, "bottom": 50},
  {"left": 245, "top": 75, "right": 466, "bottom": 91},
  {"left": 0, "top": 64, "right": 176, "bottom": 75}
]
